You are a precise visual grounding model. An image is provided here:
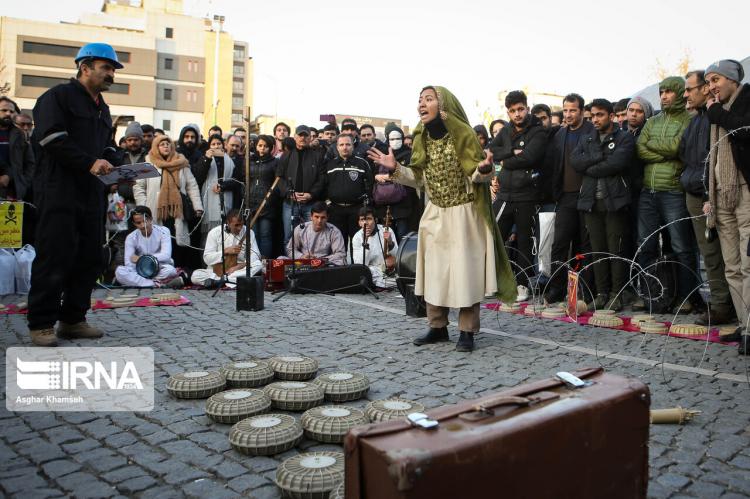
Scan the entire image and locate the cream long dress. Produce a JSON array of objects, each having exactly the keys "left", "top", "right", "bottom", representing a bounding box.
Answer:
[{"left": 393, "top": 134, "right": 497, "bottom": 308}]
